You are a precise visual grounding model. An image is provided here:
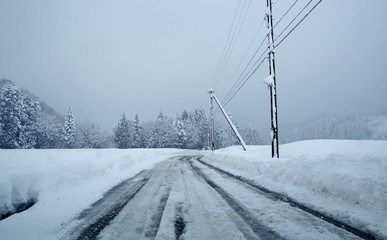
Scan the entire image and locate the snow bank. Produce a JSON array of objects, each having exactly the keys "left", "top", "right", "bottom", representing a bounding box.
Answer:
[
  {"left": 0, "top": 148, "right": 185, "bottom": 240},
  {"left": 204, "top": 140, "right": 387, "bottom": 238}
]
